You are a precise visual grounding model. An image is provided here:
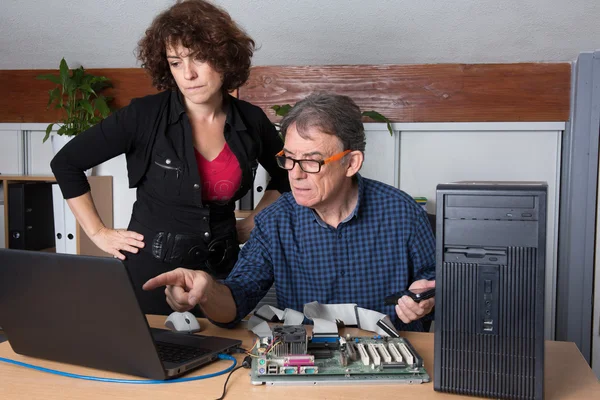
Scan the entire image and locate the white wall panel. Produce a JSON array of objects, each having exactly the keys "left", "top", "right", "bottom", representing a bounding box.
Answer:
[
  {"left": 360, "top": 125, "right": 398, "bottom": 187},
  {"left": 0, "top": 126, "right": 23, "bottom": 175}
]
